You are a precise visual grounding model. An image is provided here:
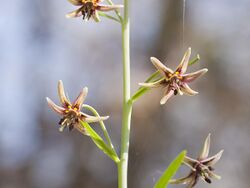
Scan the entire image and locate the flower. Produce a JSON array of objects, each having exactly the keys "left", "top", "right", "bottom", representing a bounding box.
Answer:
[
  {"left": 139, "top": 48, "right": 208, "bottom": 104},
  {"left": 66, "top": 0, "right": 123, "bottom": 22},
  {"left": 46, "top": 80, "right": 109, "bottom": 135},
  {"left": 170, "top": 134, "right": 224, "bottom": 188}
]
